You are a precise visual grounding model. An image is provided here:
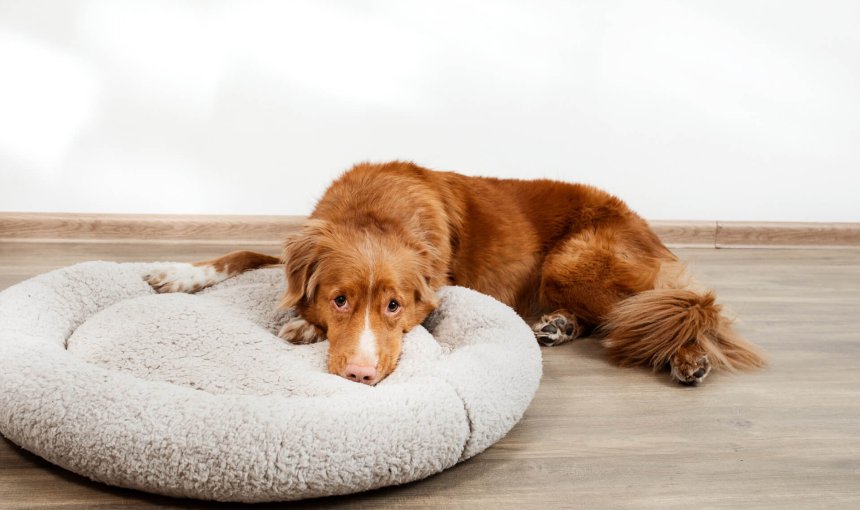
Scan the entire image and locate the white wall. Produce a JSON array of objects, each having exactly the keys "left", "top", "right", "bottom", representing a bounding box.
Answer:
[{"left": 1, "top": 0, "right": 858, "bottom": 221}]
